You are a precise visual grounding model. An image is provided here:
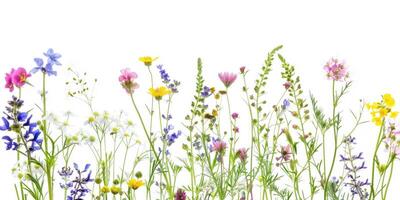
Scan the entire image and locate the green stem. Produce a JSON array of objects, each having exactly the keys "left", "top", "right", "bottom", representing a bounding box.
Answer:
[{"left": 369, "top": 121, "right": 384, "bottom": 200}]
